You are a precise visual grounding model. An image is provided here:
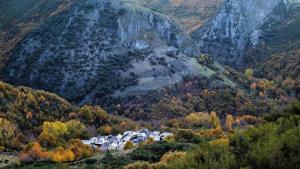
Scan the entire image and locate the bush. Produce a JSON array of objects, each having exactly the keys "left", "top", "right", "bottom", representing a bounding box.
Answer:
[{"left": 124, "top": 141, "right": 134, "bottom": 150}]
